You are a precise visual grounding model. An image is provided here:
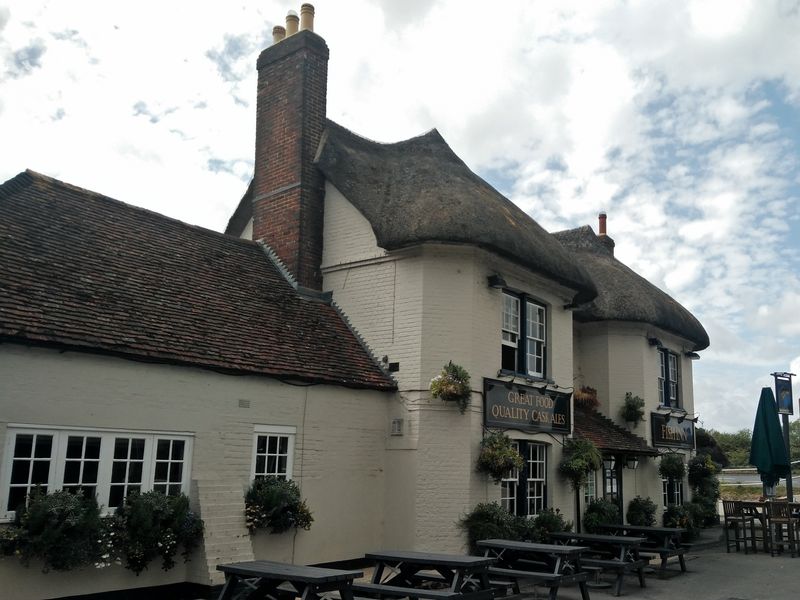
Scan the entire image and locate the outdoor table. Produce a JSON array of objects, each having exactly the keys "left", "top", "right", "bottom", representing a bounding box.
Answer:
[
  {"left": 596, "top": 525, "right": 687, "bottom": 577},
  {"left": 215, "top": 560, "right": 362, "bottom": 600},
  {"left": 548, "top": 532, "right": 647, "bottom": 596},
  {"left": 477, "top": 539, "right": 591, "bottom": 600},
  {"left": 740, "top": 501, "right": 770, "bottom": 552},
  {"left": 366, "top": 550, "right": 495, "bottom": 594}
]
